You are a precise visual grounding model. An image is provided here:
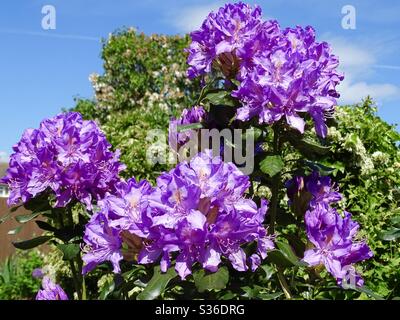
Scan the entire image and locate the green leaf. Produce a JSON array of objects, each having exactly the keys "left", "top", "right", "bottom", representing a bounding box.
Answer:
[
  {"left": 35, "top": 220, "right": 58, "bottom": 232},
  {"left": 286, "top": 129, "right": 330, "bottom": 156},
  {"left": 302, "top": 160, "right": 336, "bottom": 176},
  {"left": 241, "top": 285, "right": 282, "bottom": 300},
  {"left": 243, "top": 127, "right": 263, "bottom": 141},
  {"left": 57, "top": 243, "right": 81, "bottom": 261},
  {"left": 260, "top": 155, "right": 284, "bottom": 177},
  {"left": 15, "top": 210, "right": 49, "bottom": 223},
  {"left": 193, "top": 267, "right": 229, "bottom": 293},
  {"left": 12, "top": 235, "right": 52, "bottom": 250},
  {"left": 260, "top": 264, "right": 275, "bottom": 280},
  {"left": 267, "top": 241, "right": 306, "bottom": 268},
  {"left": 379, "top": 228, "right": 400, "bottom": 241},
  {"left": 258, "top": 292, "right": 283, "bottom": 300},
  {"left": 177, "top": 122, "right": 203, "bottom": 132},
  {"left": 7, "top": 226, "right": 23, "bottom": 235},
  {"left": 0, "top": 205, "right": 23, "bottom": 225},
  {"left": 276, "top": 242, "right": 297, "bottom": 264},
  {"left": 136, "top": 266, "right": 177, "bottom": 300},
  {"left": 354, "top": 286, "right": 385, "bottom": 300},
  {"left": 390, "top": 215, "right": 400, "bottom": 228},
  {"left": 204, "top": 90, "right": 238, "bottom": 107},
  {"left": 99, "top": 278, "right": 115, "bottom": 300}
]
